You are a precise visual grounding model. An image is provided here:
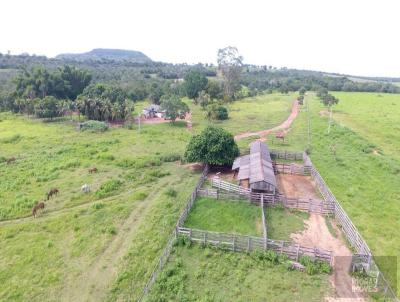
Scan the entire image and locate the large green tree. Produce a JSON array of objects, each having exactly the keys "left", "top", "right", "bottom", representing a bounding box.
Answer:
[
  {"left": 184, "top": 69, "right": 208, "bottom": 99},
  {"left": 185, "top": 126, "right": 239, "bottom": 165},
  {"left": 160, "top": 94, "right": 189, "bottom": 122}
]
